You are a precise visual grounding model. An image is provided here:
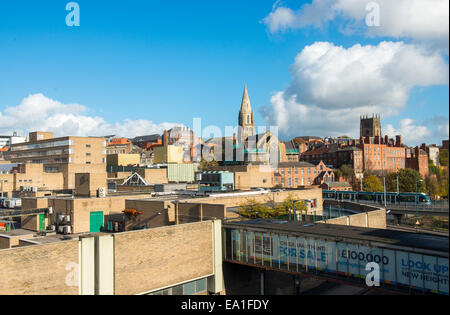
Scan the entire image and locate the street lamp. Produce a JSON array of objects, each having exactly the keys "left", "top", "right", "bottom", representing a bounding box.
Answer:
[{"left": 415, "top": 179, "right": 423, "bottom": 231}]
